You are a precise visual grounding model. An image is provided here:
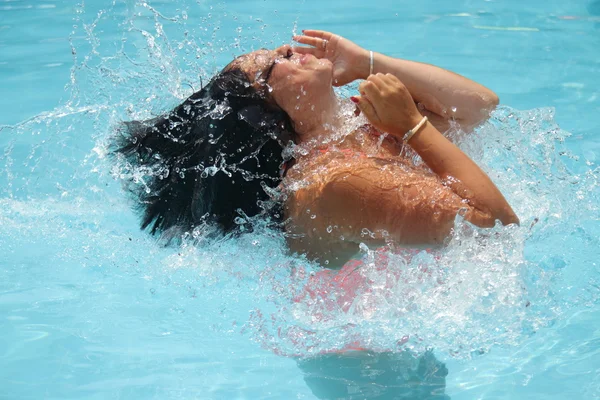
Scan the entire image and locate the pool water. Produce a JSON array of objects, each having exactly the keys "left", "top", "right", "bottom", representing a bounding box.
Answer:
[{"left": 1, "top": 0, "right": 599, "bottom": 399}]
